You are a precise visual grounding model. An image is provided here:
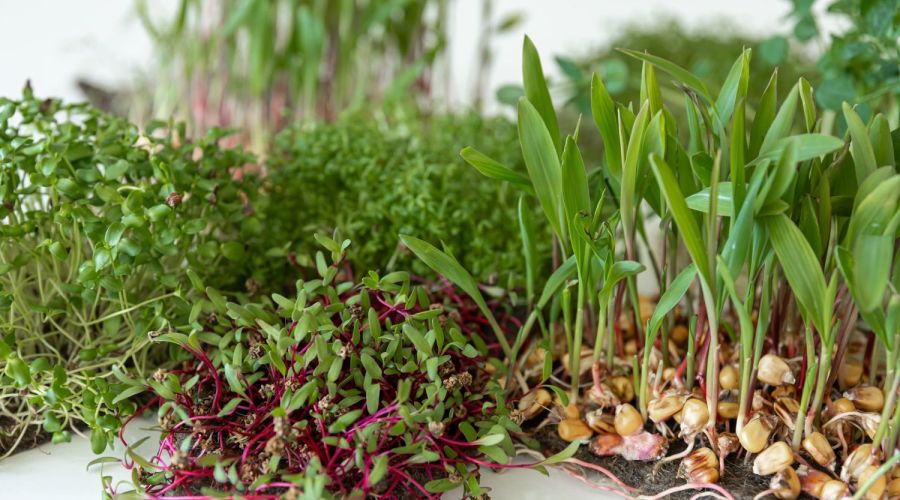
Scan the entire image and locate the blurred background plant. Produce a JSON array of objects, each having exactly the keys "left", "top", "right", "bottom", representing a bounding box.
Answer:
[
  {"left": 495, "top": 19, "right": 817, "bottom": 162},
  {"left": 129, "top": 0, "right": 452, "bottom": 153},
  {"left": 779, "top": 0, "right": 899, "bottom": 120},
  {"left": 253, "top": 112, "right": 544, "bottom": 292}
]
